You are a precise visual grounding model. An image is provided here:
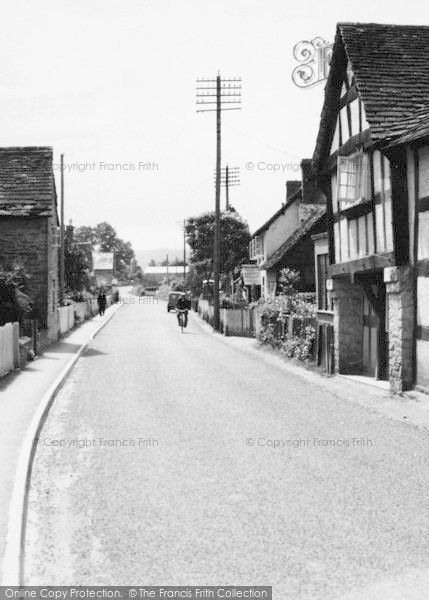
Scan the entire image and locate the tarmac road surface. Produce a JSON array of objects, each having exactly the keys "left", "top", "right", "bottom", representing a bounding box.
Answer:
[{"left": 24, "top": 300, "right": 429, "bottom": 599}]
